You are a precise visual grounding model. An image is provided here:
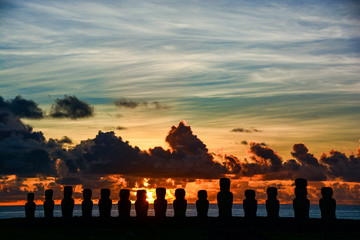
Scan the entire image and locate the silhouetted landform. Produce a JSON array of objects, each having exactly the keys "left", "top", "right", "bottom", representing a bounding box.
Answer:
[
  {"left": 320, "top": 187, "right": 336, "bottom": 220},
  {"left": 217, "top": 177, "right": 233, "bottom": 217},
  {"left": 118, "top": 189, "right": 131, "bottom": 218},
  {"left": 25, "top": 193, "right": 36, "bottom": 219},
  {"left": 154, "top": 187, "right": 167, "bottom": 218},
  {"left": 293, "top": 178, "right": 310, "bottom": 220},
  {"left": 196, "top": 190, "right": 209, "bottom": 217},
  {"left": 173, "top": 188, "right": 187, "bottom": 218},
  {"left": 5, "top": 218, "right": 360, "bottom": 240},
  {"left": 61, "top": 186, "right": 74, "bottom": 218},
  {"left": 266, "top": 187, "right": 279, "bottom": 219},
  {"left": 81, "top": 189, "right": 93, "bottom": 218},
  {"left": 243, "top": 189, "right": 257, "bottom": 219},
  {"left": 135, "top": 190, "right": 148, "bottom": 217},
  {"left": 43, "top": 189, "right": 54, "bottom": 218},
  {"left": 99, "top": 188, "right": 112, "bottom": 218}
]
